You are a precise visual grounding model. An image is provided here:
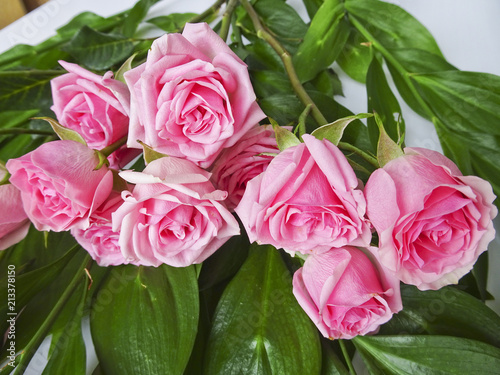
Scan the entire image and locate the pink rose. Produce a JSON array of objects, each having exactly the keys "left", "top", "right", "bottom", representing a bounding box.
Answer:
[
  {"left": 0, "top": 169, "right": 30, "bottom": 250},
  {"left": 50, "top": 60, "right": 130, "bottom": 150},
  {"left": 235, "top": 134, "right": 371, "bottom": 255},
  {"left": 124, "top": 22, "right": 266, "bottom": 168},
  {"left": 365, "top": 147, "right": 497, "bottom": 290},
  {"left": 71, "top": 192, "right": 137, "bottom": 267},
  {"left": 210, "top": 125, "right": 280, "bottom": 211},
  {"left": 6, "top": 140, "right": 114, "bottom": 232},
  {"left": 112, "top": 156, "right": 240, "bottom": 267},
  {"left": 292, "top": 246, "right": 402, "bottom": 340}
]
